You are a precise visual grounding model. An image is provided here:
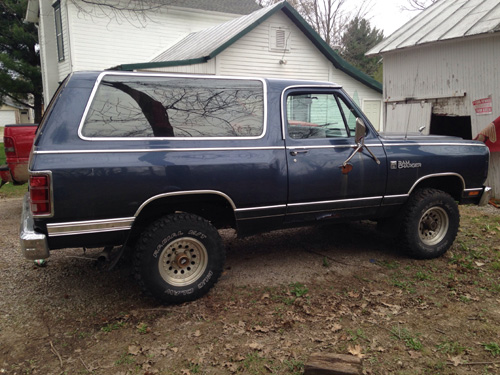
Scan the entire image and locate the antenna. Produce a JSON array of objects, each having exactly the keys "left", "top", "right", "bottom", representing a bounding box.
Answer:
[{"left": 405, "top": 62, "right": 420, "bottom": 140}]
